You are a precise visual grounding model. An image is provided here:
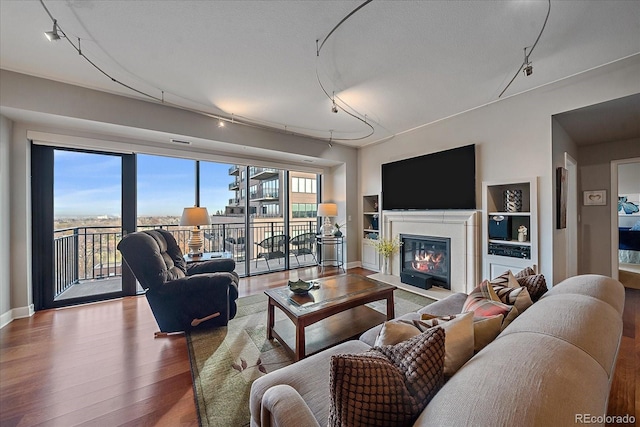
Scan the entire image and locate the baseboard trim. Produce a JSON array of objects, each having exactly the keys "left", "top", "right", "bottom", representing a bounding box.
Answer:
[
  {"left": 0, "top": 304, "right": 35, "bottom": 329},
  {"left": 346, "top": 261, "right": 361, "bottom": 270}
]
